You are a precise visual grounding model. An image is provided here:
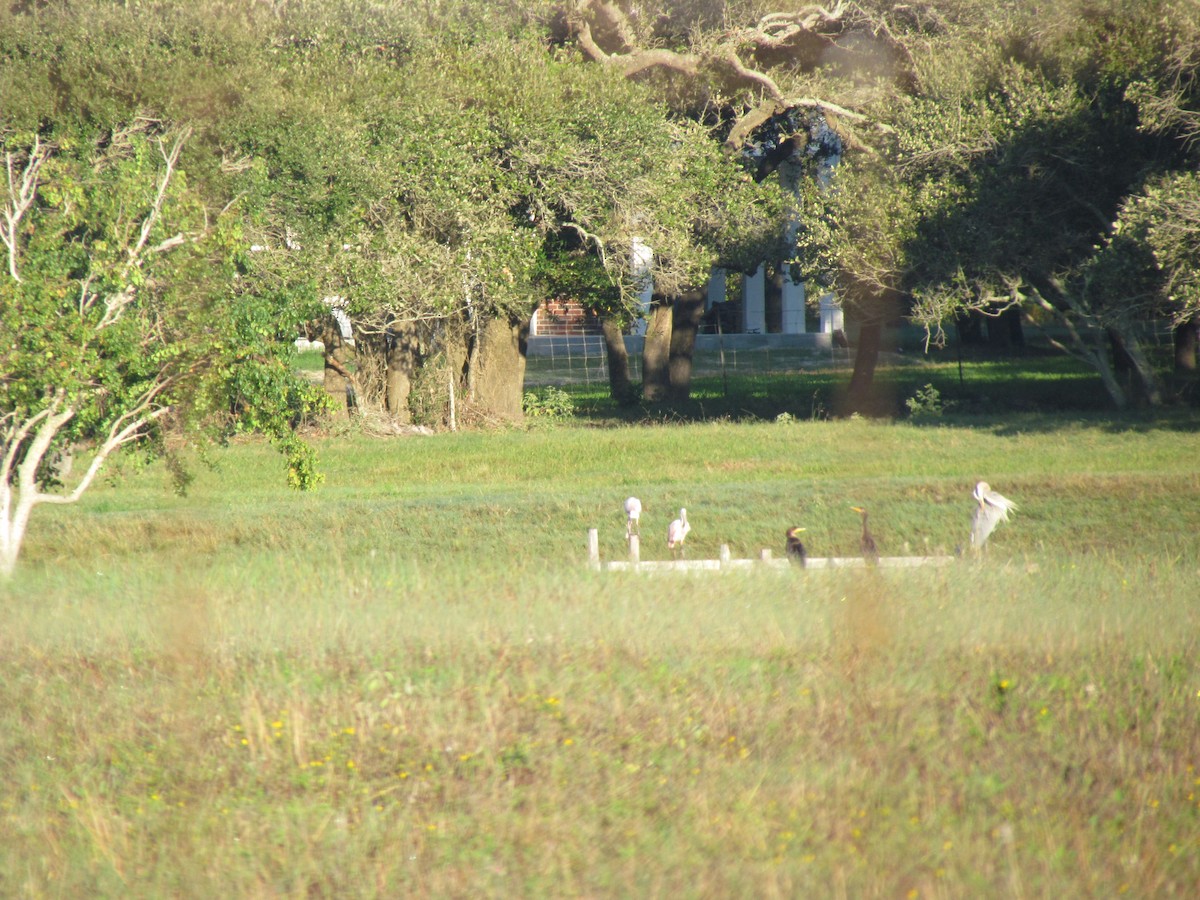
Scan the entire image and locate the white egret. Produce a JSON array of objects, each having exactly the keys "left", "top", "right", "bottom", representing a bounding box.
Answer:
[
  {"left": 624, "top": 496, "right": 642, "bottom": 536},
  {"left": 970, "top": 482, "right": 1017, "bottom": 550},
  {"left": 667, "top": 508, "right": 690, "bottom": 557}
]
